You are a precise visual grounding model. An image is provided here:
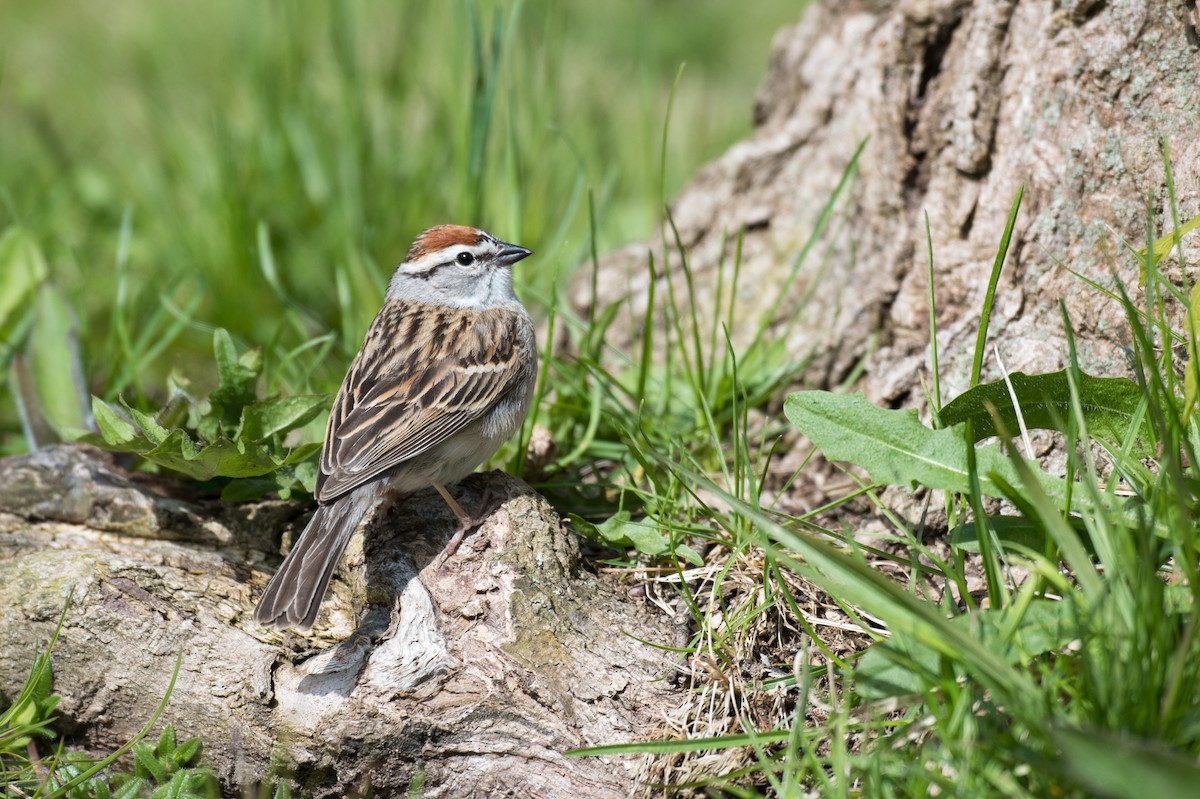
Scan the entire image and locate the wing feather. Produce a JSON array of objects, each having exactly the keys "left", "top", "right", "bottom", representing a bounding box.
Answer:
[{"left": 315, "top": 303, "right": 532, "bottom": 503}]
